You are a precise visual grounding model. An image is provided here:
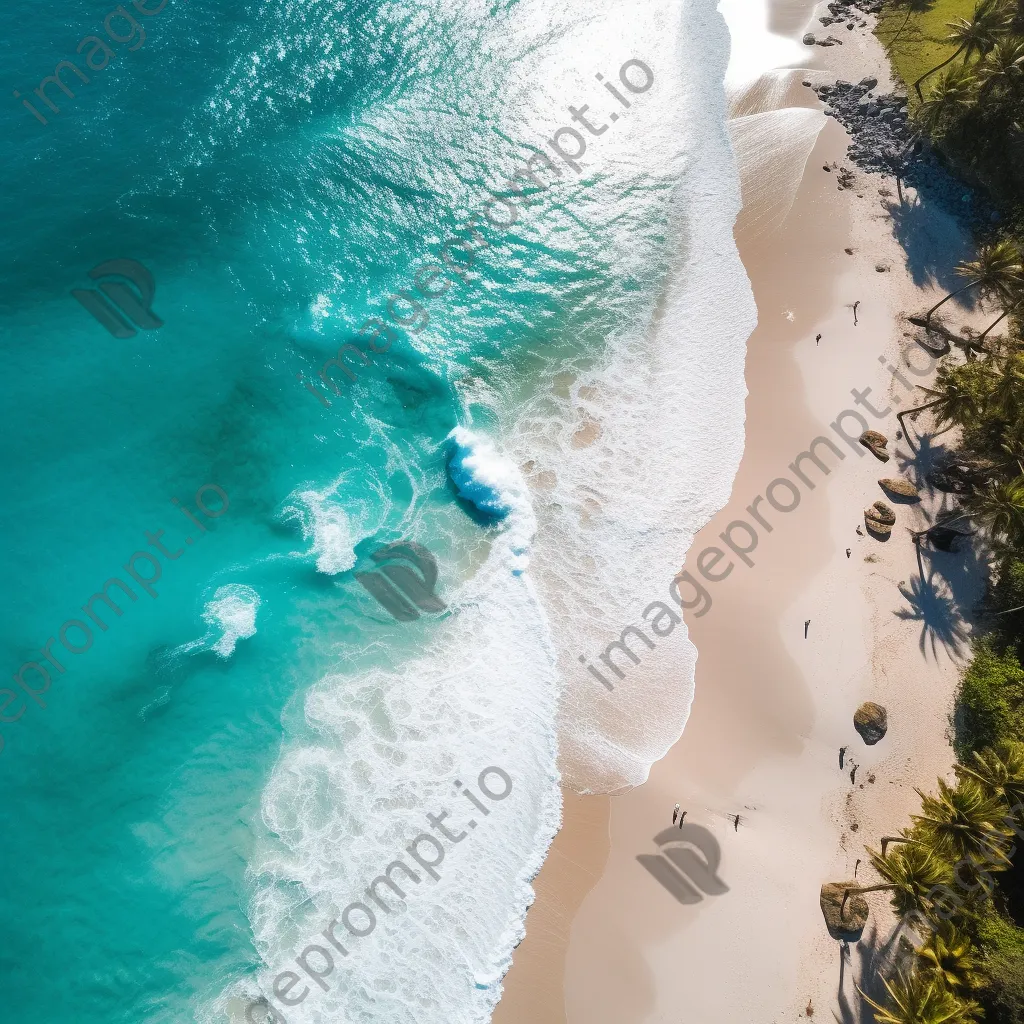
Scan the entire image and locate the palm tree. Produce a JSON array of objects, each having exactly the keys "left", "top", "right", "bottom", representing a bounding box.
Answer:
[
  {"left": 963, "top": 477, "right": 1024, "bottom": 548},
  {"left": 914, "top": 62, "right": 979, "bottom": 138},
  {"left": 912, "top": 777, "right": 1013, "bottom": 867},
  {"left": 842, "top": 843, "right": 951, "bottom": 917},
  {"left": 989, "top": 350, "right": 1024, "bottom": 419},
  {"left": 977, "top": 37, "right": 1024, "bottom": 98},
  {"left": 897, "top": 360, "right": 997, "bottom": 452},
  {"left": 925, "top": 240, "right": 1024, "bottom": 322},
  {"left": 913, "top": 0, "right": 1014, "bottom": 99},
  {"left": 917, "top": 922, "right": 985, "bottom": 990},
  {"left": 861, "top": 969, "right": 981, "bottom": 1023},
  {"left": 956, "top": 741, "right": 1024, "bottom": 813}
]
